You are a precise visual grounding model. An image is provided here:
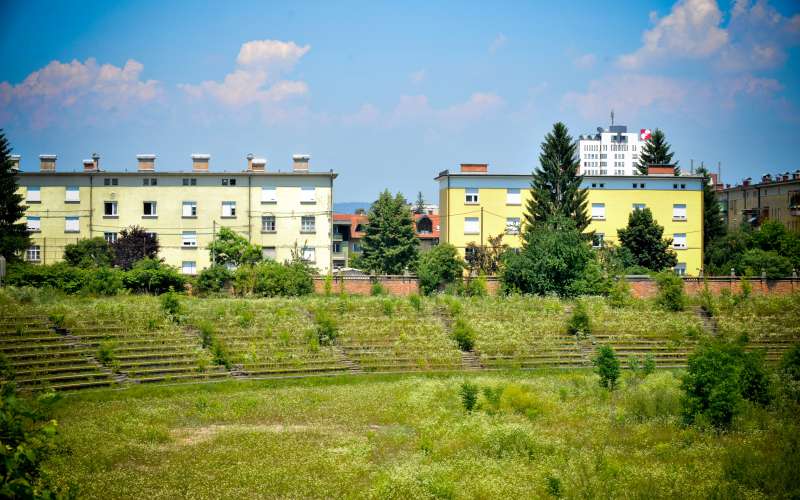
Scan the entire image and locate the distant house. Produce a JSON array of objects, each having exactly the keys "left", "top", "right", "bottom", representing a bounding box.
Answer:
[{"left": 332, "top": 213, "right": 440, "bottom": 269}]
